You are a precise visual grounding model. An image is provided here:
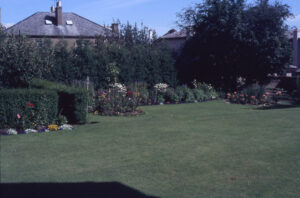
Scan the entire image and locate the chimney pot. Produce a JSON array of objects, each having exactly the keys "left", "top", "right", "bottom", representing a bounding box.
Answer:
[
  {"left": 111, "top": 23, "right": 119, "bottom": 34},
  {"left": 51, "top": 6, "right": 55, "bottom": 13}
]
